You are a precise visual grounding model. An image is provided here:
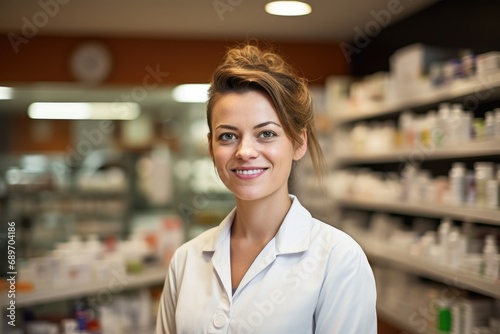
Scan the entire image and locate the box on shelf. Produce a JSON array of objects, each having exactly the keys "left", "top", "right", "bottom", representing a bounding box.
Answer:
[
  {"left": 477, "top": 52, "right": 500, "bottom": 76},
  {"left": 349, "top": 71, "right": 390, "bottom": 111},
  {"left": 325, "top": 76, "right": 352, "bottom": 118},
  {"left": 390, "top": 43, "right": 458, "bottom": 99}
]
